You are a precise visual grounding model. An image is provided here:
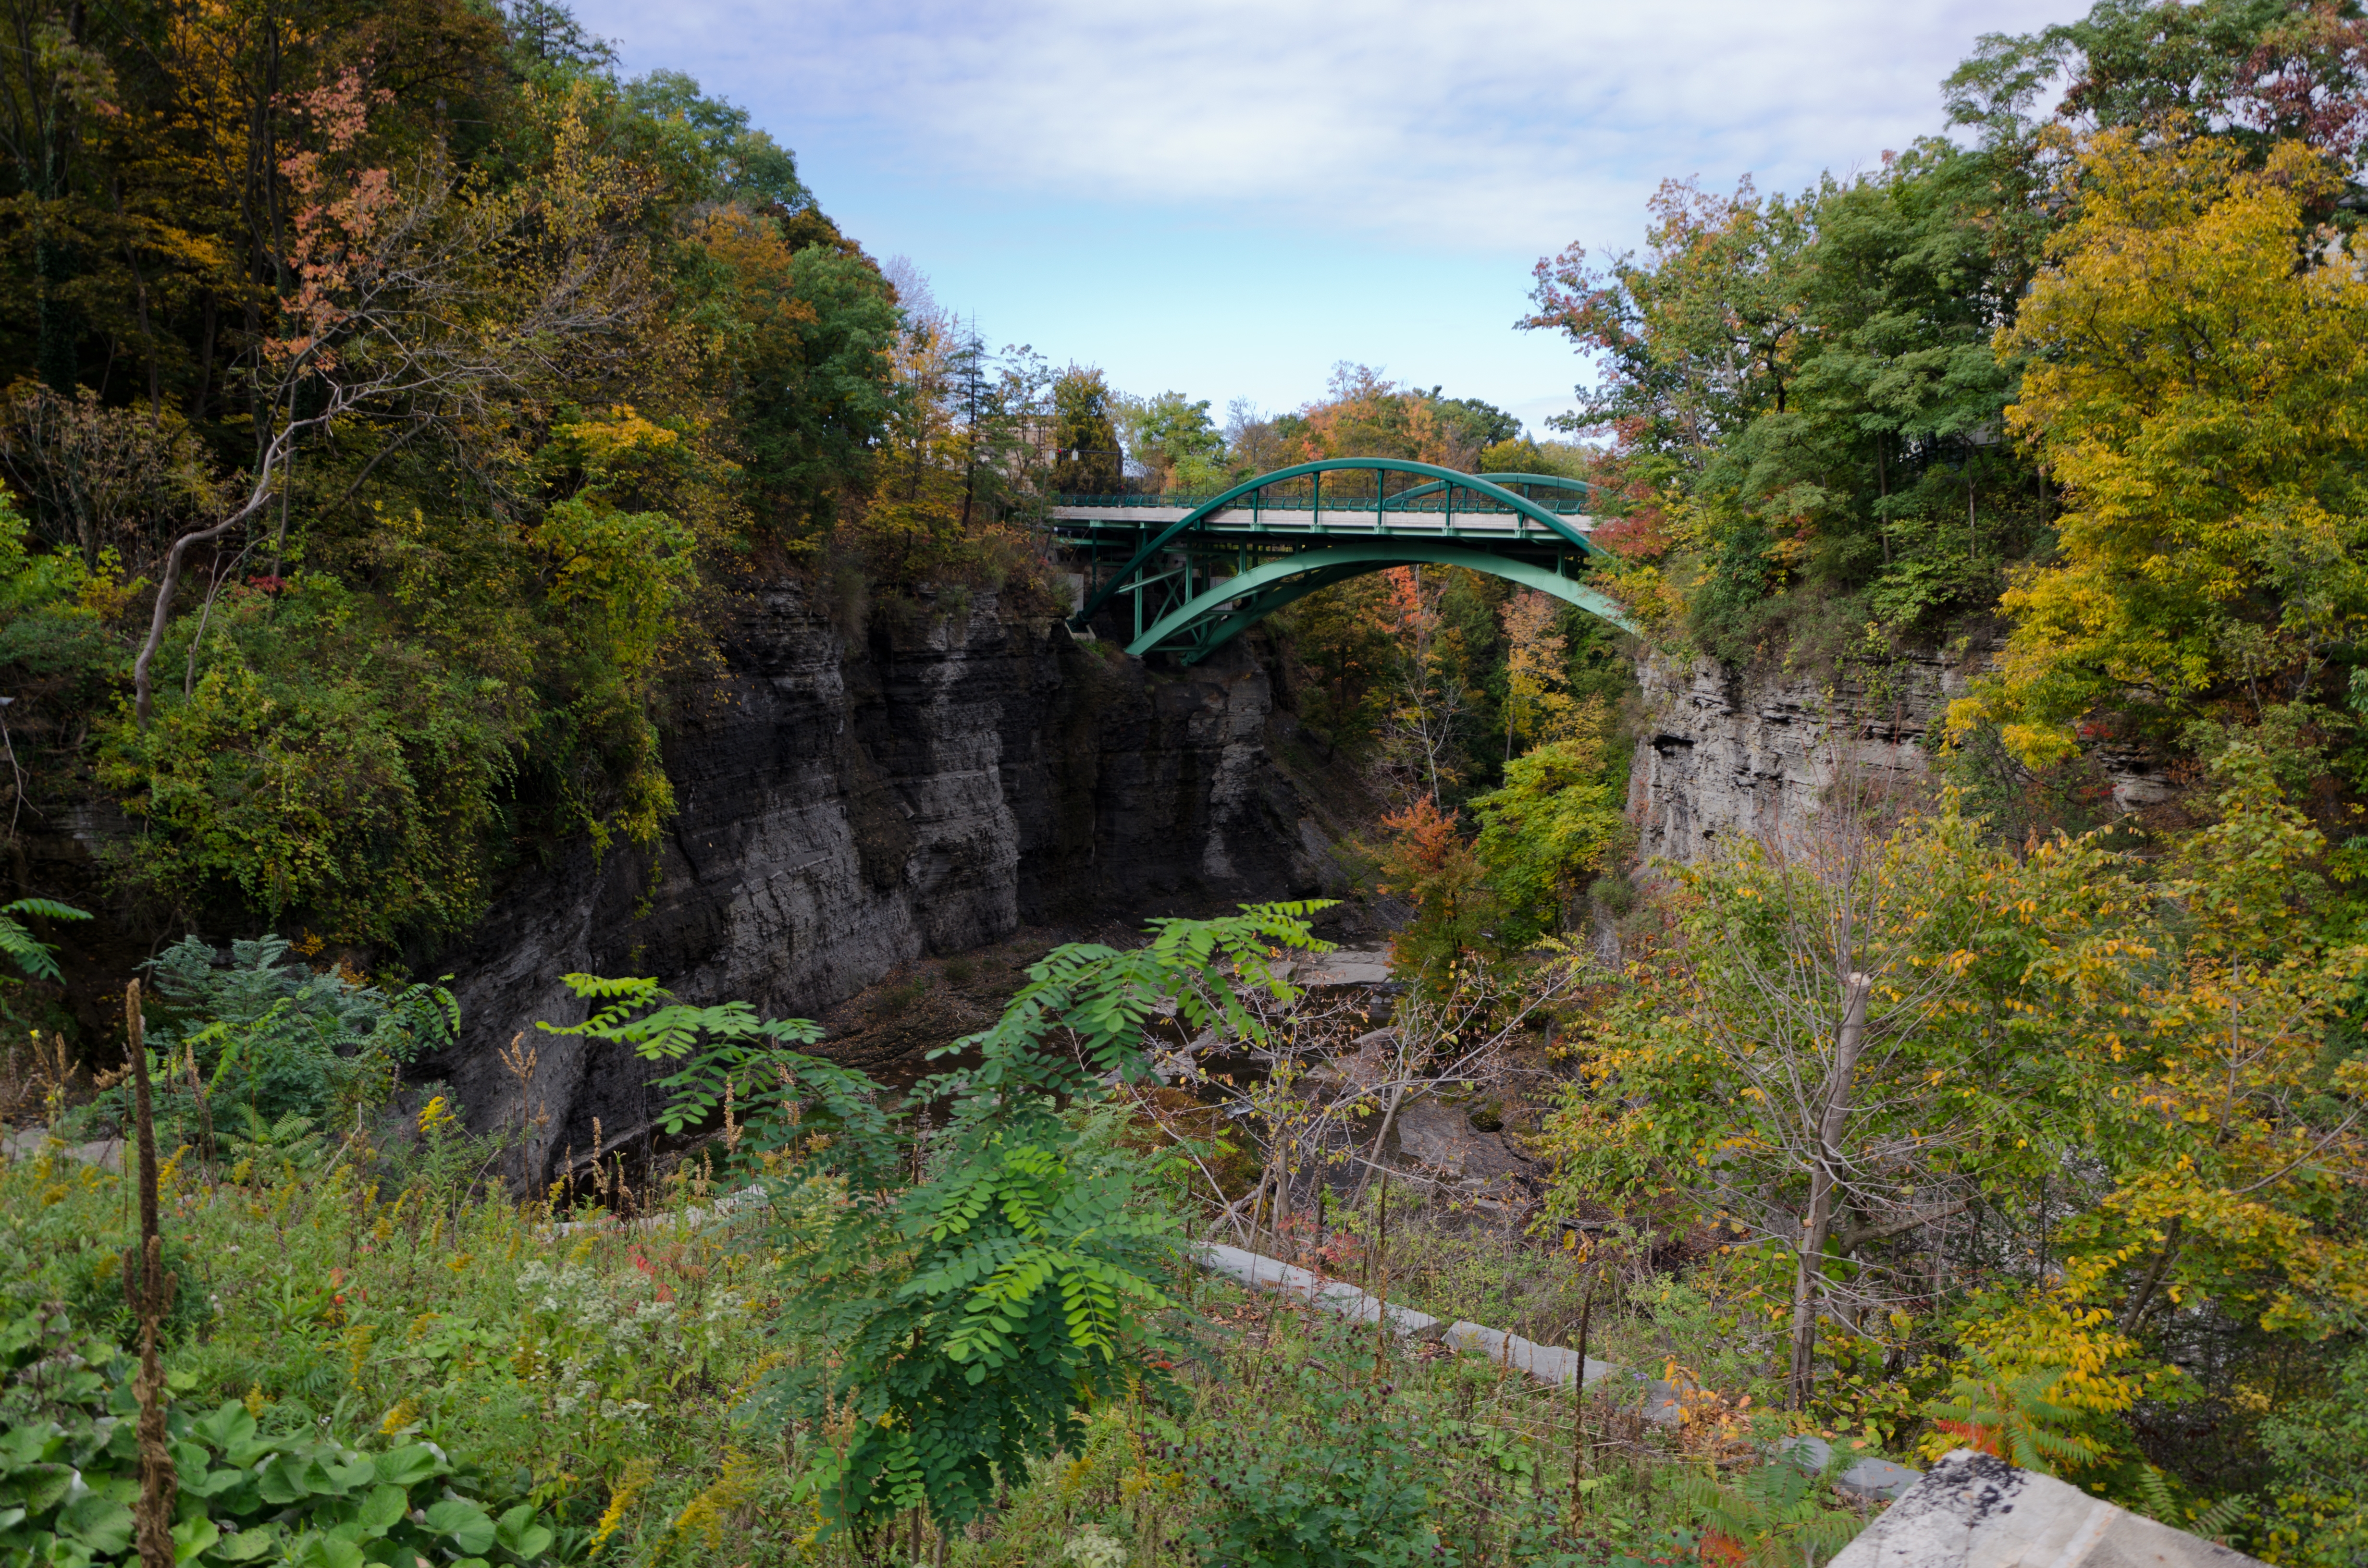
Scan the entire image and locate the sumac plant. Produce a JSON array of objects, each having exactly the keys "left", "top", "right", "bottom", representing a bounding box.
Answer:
[{"left": 557, "top": 902, "right": 1332, "bottom": 1542}]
